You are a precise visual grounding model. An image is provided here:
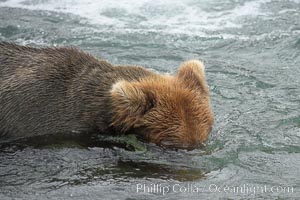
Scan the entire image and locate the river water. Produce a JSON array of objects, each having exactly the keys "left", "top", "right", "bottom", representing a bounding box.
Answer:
[{"left": 0, "top": 0, "right": 299, "bottom": 199}]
